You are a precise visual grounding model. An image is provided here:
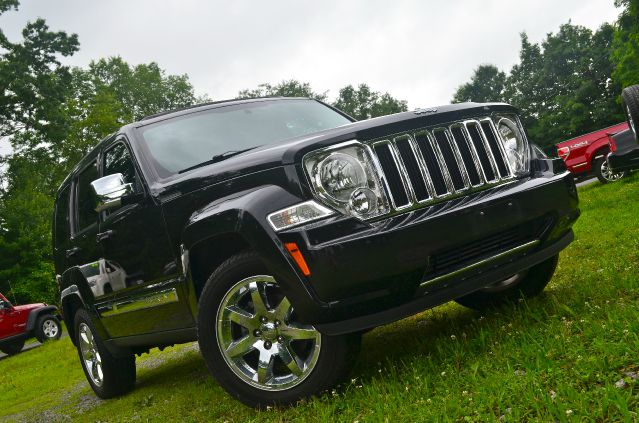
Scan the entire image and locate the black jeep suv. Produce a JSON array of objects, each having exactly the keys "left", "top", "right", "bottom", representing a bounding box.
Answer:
[{"left": 54, "top": 98, "right": 579, "bottom": 407}]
